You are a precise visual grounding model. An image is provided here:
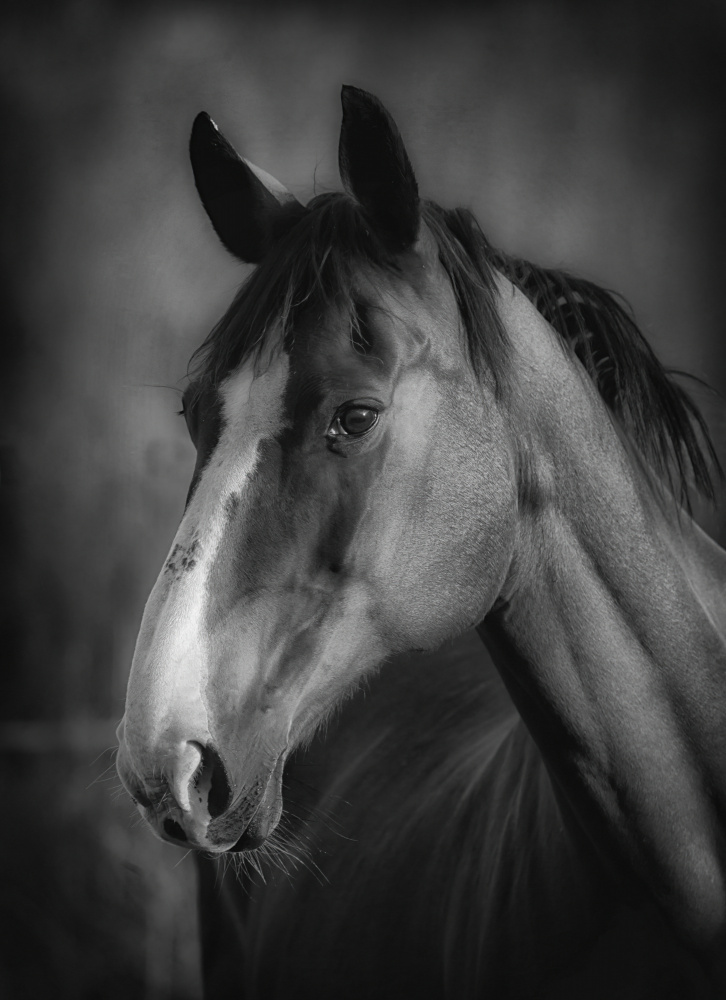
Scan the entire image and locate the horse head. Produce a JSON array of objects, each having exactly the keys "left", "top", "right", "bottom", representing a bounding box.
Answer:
[{"left": 116, "top": 87, "right": 519, "bottom": 852}]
